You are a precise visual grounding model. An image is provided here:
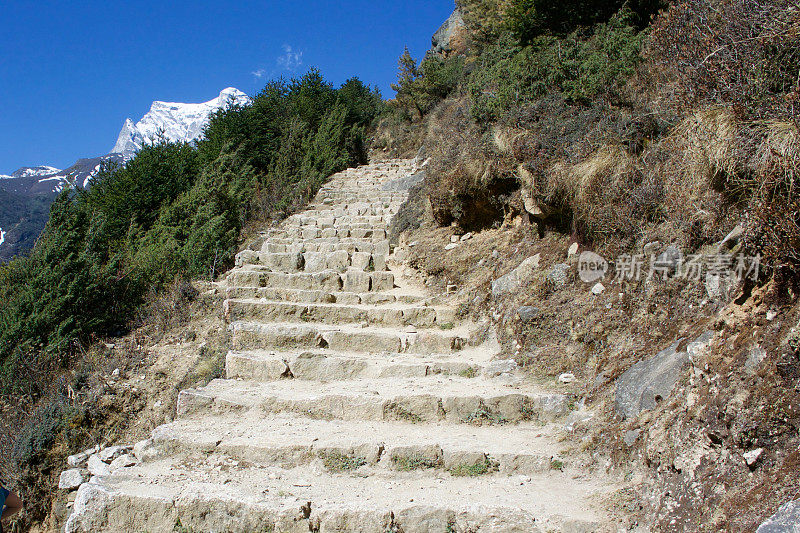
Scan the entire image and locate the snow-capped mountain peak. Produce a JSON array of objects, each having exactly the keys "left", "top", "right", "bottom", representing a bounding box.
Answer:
[
  {"left": 111, "top": 87, "right": 250, "bottom": 157},
  {"left": 113, "top": 119, "right": 141, "bottom": 157}
]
